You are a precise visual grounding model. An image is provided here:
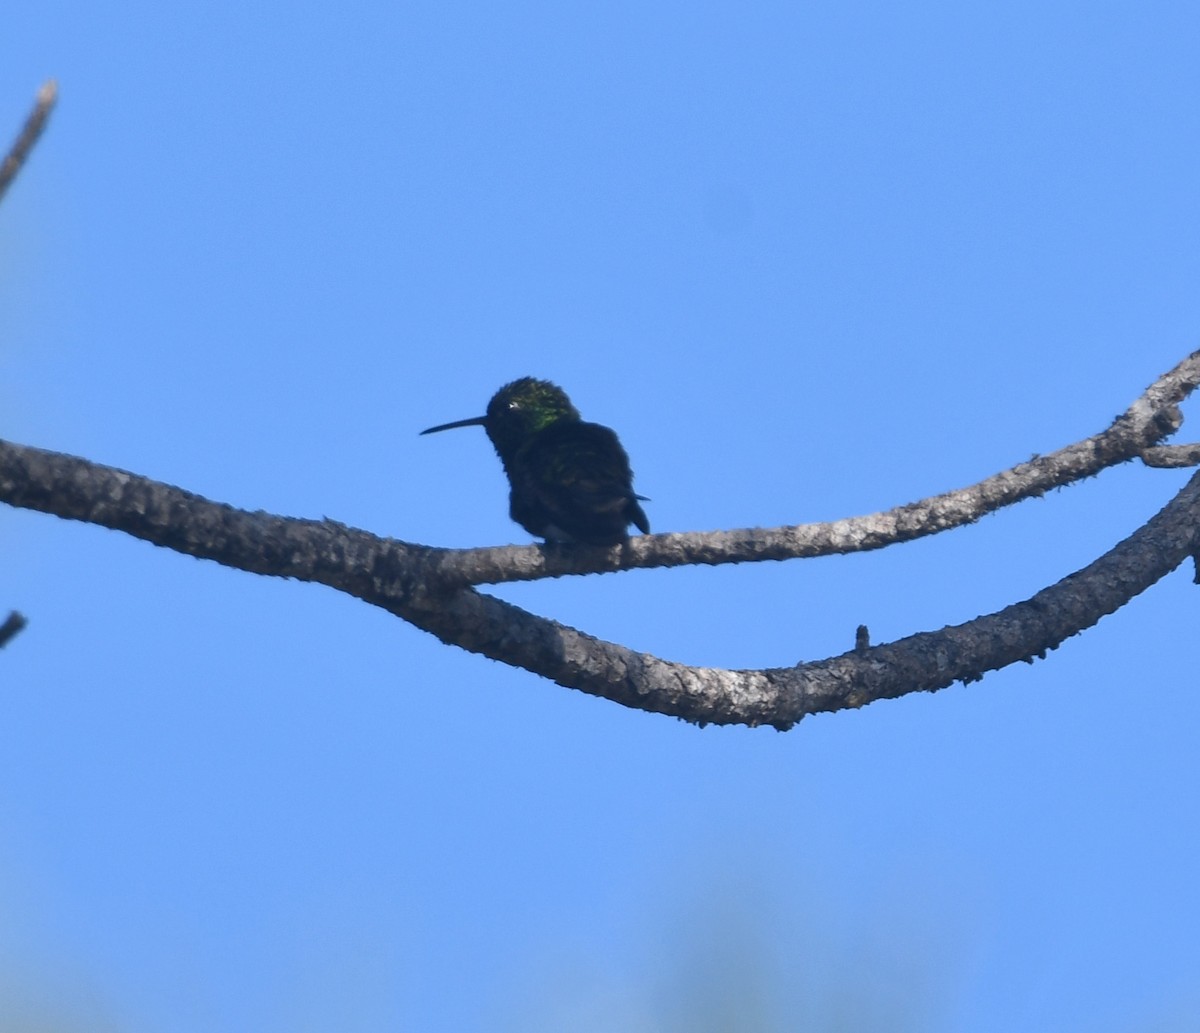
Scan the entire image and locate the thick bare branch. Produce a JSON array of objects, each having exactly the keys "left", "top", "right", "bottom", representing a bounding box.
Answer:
[
  {"left": 385, "top": 471, "right": 1200, "bottom": 728},
  {"left": 1, "top": 417, "right": 1198, "bottom": 727},
  {"left": 0, "top": 80, "right": 58, "bottom": 205},
  {"left": 0, "top": 439, "right": 433, "bottom": 595},
  {"left": 1, "top": 82, "right": 1192, "bottom": 724}
]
